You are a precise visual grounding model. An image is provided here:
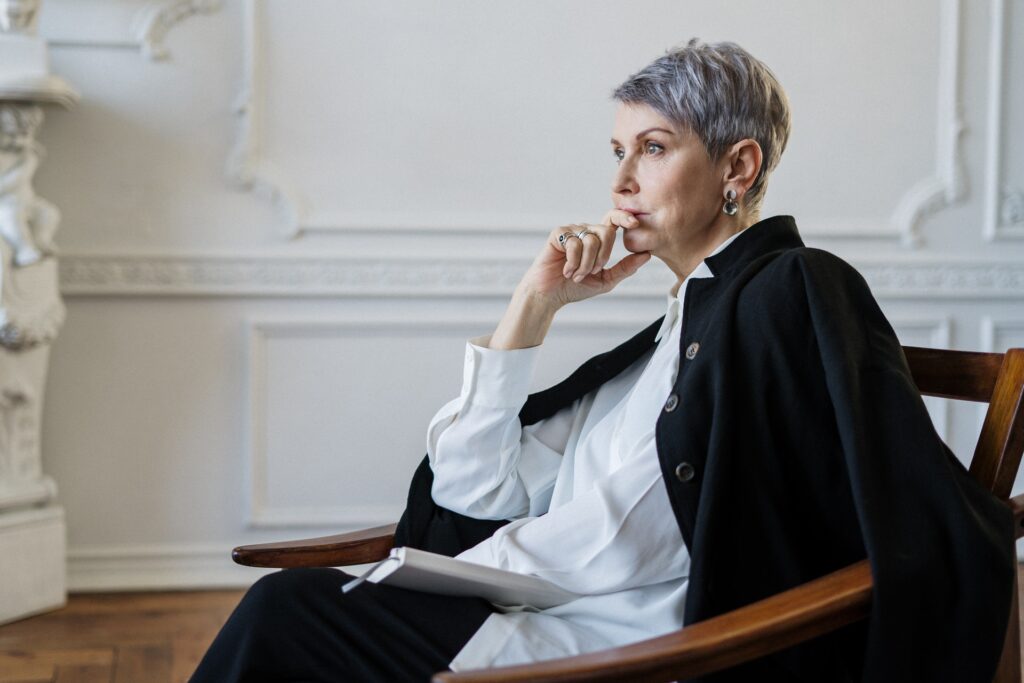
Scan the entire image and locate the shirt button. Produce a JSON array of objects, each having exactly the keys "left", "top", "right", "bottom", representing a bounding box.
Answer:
[
  {"left": 685, "top": 342, "right": 700, "bottom": 360},
  {"left": 675, "top": 462, "right": 696, "bottom": 483},
  {"left": 664, "top": 393, "right": 679, "bottom": 412}
]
